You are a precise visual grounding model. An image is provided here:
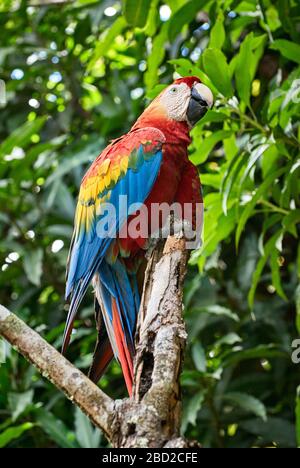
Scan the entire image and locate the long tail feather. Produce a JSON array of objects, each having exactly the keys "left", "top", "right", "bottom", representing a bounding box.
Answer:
[
  {"left": 89, "top": 336, "right": 114, "bottom": 383},
  {"left": 64, "top": 257, "right": 140, "bottom": 395},
  {"left": 112, "top": 298, "right": 134, "bottom": 395},
  {"left": 93, "top": 260, "right": 140, "bottom": 395},
  {"left": 88, "top": 298, "right": 114, "bottom": 383}
]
